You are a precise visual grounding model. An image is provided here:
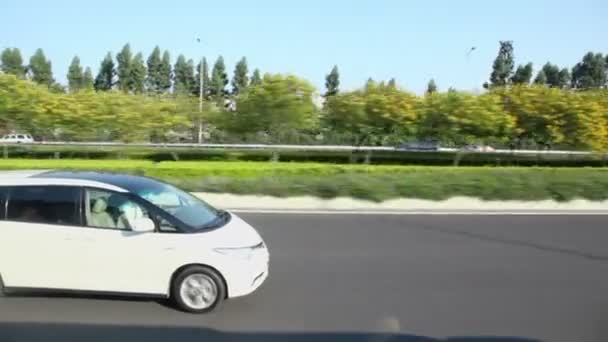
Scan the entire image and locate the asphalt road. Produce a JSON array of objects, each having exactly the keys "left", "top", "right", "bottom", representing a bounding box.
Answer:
[{"left": 1, "top": 214, "right": 607, "bottom": 342}]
